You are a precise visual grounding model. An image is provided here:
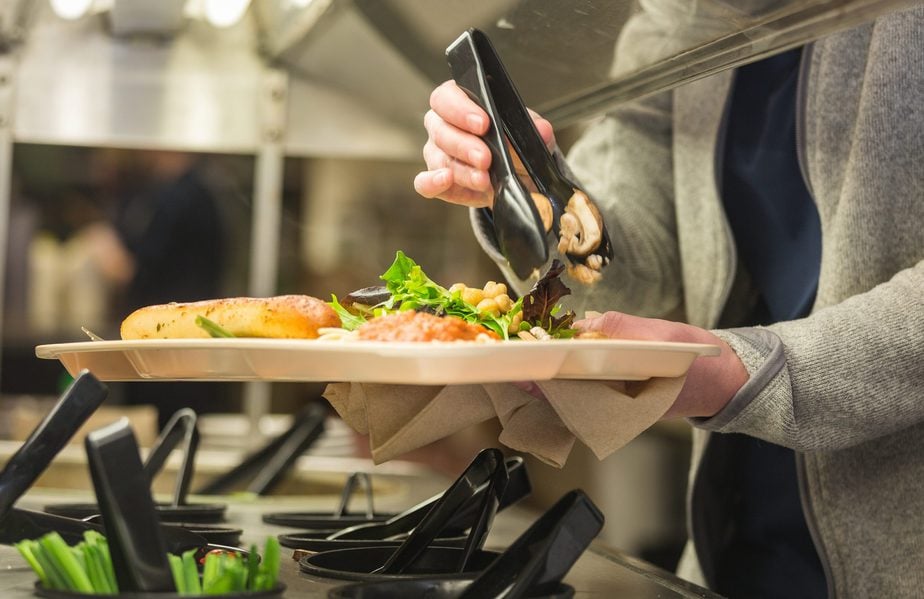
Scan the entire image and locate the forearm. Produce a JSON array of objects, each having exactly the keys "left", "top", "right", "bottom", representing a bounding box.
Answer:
[{"left": 694, "top": 261, "right": 924, "bottom": 451}]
